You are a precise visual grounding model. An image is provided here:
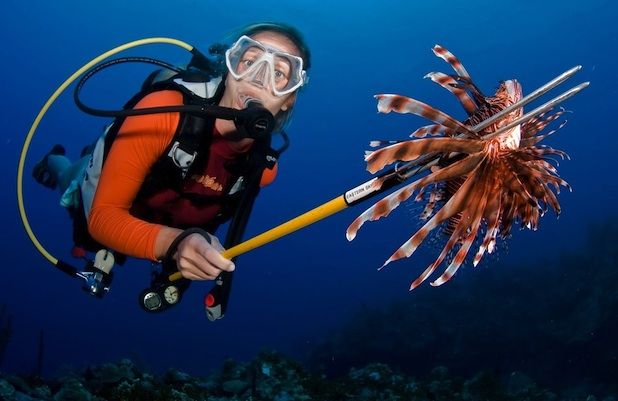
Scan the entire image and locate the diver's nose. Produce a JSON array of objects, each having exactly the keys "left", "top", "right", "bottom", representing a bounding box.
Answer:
[{"left": 250, "top": 62, "right": 269, "bottom": 88}]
